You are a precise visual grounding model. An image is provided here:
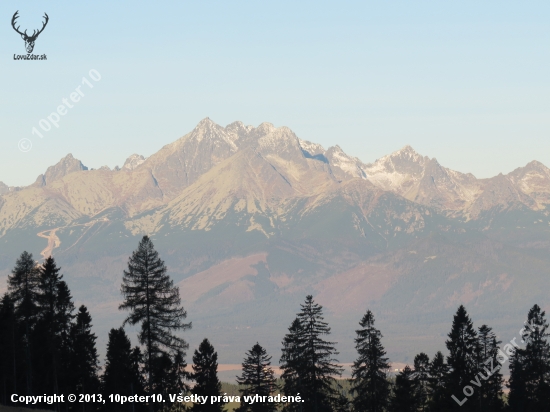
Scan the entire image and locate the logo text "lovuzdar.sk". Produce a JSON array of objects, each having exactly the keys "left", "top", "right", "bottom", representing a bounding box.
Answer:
[
  {"left": 11, "top": 10, "right": 49, "bottom": 56},
  {"left": 14, "top": 54, "right": 47, "bottom": 61}
]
